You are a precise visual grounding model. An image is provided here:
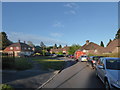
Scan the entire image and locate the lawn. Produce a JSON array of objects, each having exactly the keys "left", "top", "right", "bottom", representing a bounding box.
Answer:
[{"left": 34, "top": 59, "right": 65, "bottom": 70}]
